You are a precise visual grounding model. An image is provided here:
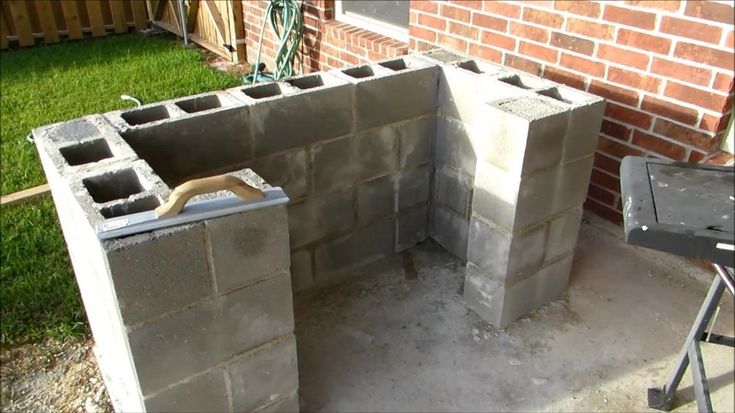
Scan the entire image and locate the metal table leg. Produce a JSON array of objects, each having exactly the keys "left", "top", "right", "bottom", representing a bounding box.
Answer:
[{"left": 647, "top": 269, "right": 729, "bottom": 412}]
